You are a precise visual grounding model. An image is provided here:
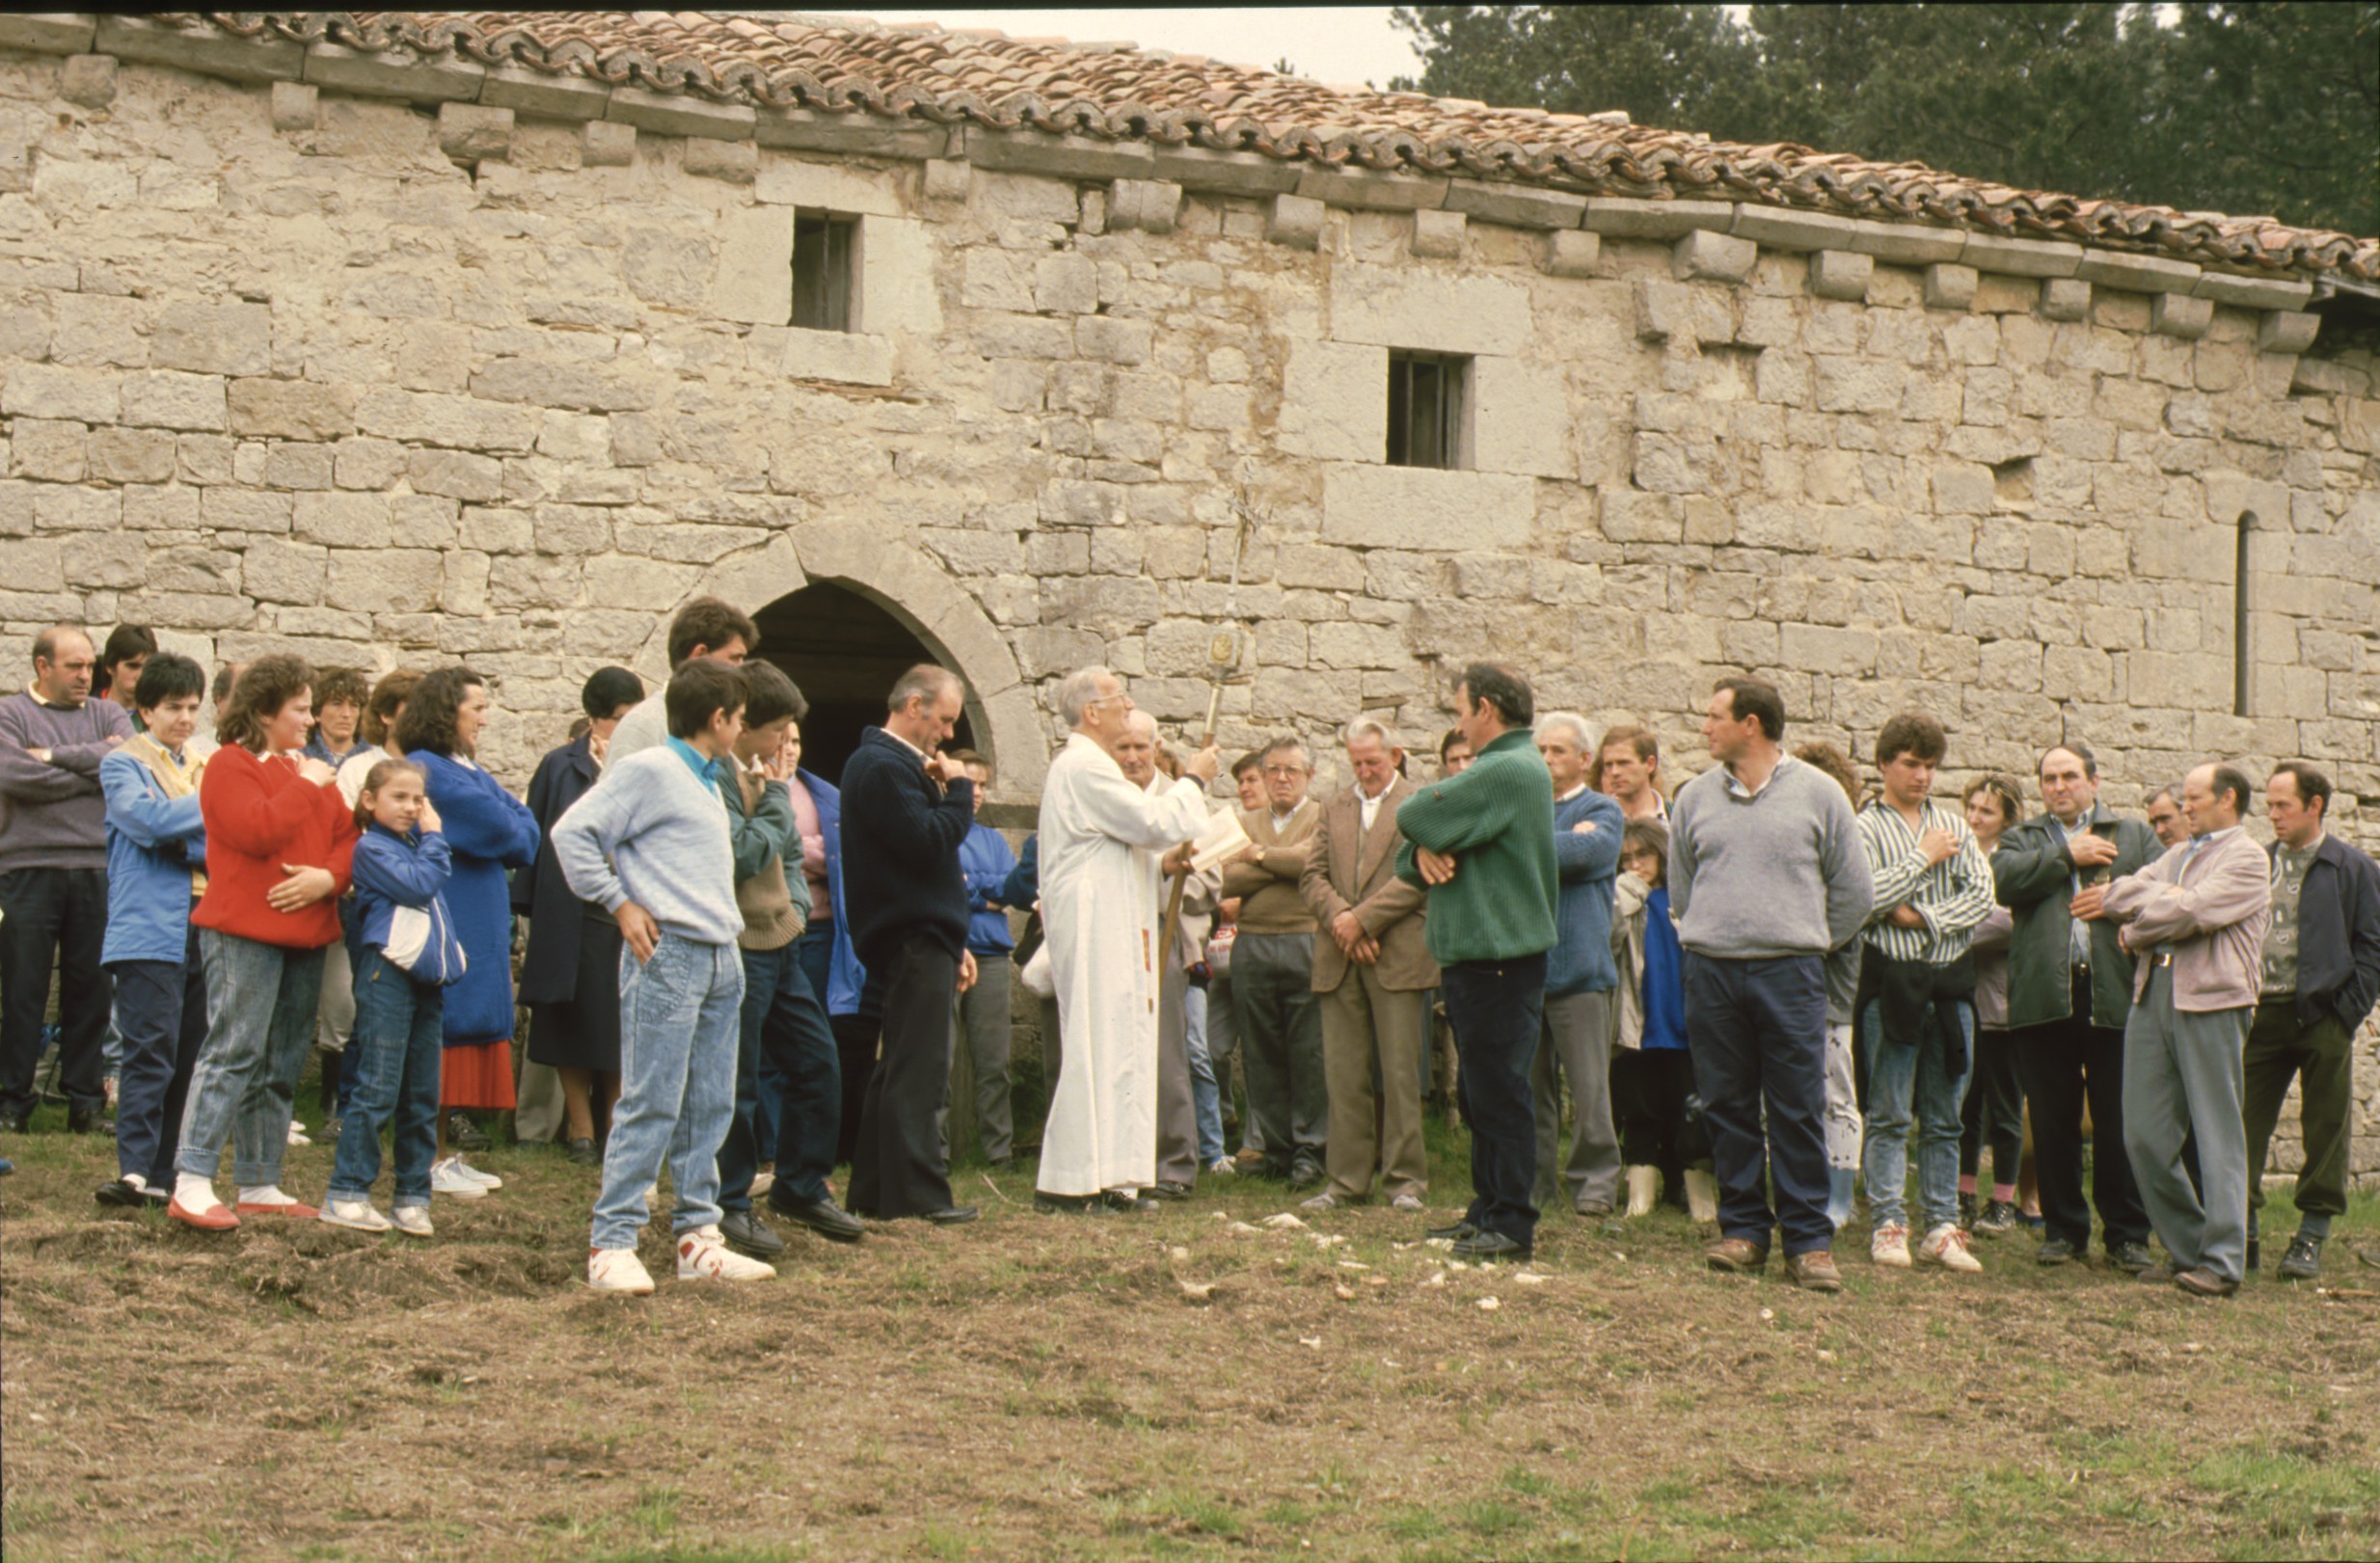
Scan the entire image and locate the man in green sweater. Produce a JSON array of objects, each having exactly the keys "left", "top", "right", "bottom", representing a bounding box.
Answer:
[{"left": 1394, "top": 662, "right": 1557, "bottom": 1262}]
